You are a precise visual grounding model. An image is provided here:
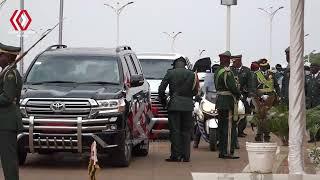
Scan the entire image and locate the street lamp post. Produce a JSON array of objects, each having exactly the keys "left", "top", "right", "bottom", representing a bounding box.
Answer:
[
  {"left": 221, "top": 0, "right": 237, "bottom": 51},
  {"left": 163, "top": 32, "right": 182, "bottom": 53},
  {"left": 0, "top": 0, "right": 7, "bottom": 10},
  {"left": 19, "top": 0, "right": 24, "bottom": 74},
  {"left": 104, "top": 1, "right": 134, "bottom": 46},
  {"left": 199, "top": 49, "right": 206, "bottom": 58},
  {"left": 258, "top": 6, "right": 284, "bottom": 64},
  {"left": 58, "top": 0, "right": 64, "bottom": 45}
]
